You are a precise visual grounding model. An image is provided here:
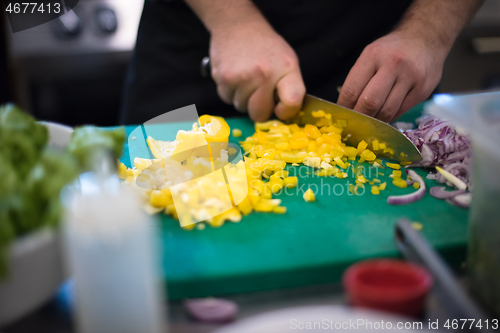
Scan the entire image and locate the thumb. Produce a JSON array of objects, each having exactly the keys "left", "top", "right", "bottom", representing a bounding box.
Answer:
[{"left": 274, "top": 71, "right": 306, "bottom": 120}]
